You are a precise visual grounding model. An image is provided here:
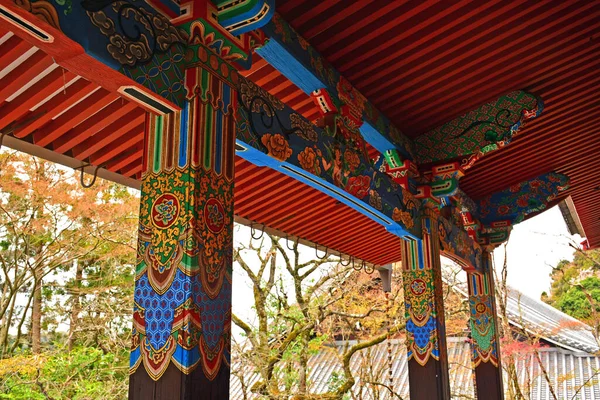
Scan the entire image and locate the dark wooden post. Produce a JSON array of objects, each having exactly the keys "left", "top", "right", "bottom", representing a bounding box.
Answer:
[
  {"left": 128, "top": 60, "right": 238, "bottom": 399},
  {"left": 468, "top": 251, "right": 504, "bottom": 399},
  {"left": 401, "top": 210, "right": 451, "bottom": 399}
]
